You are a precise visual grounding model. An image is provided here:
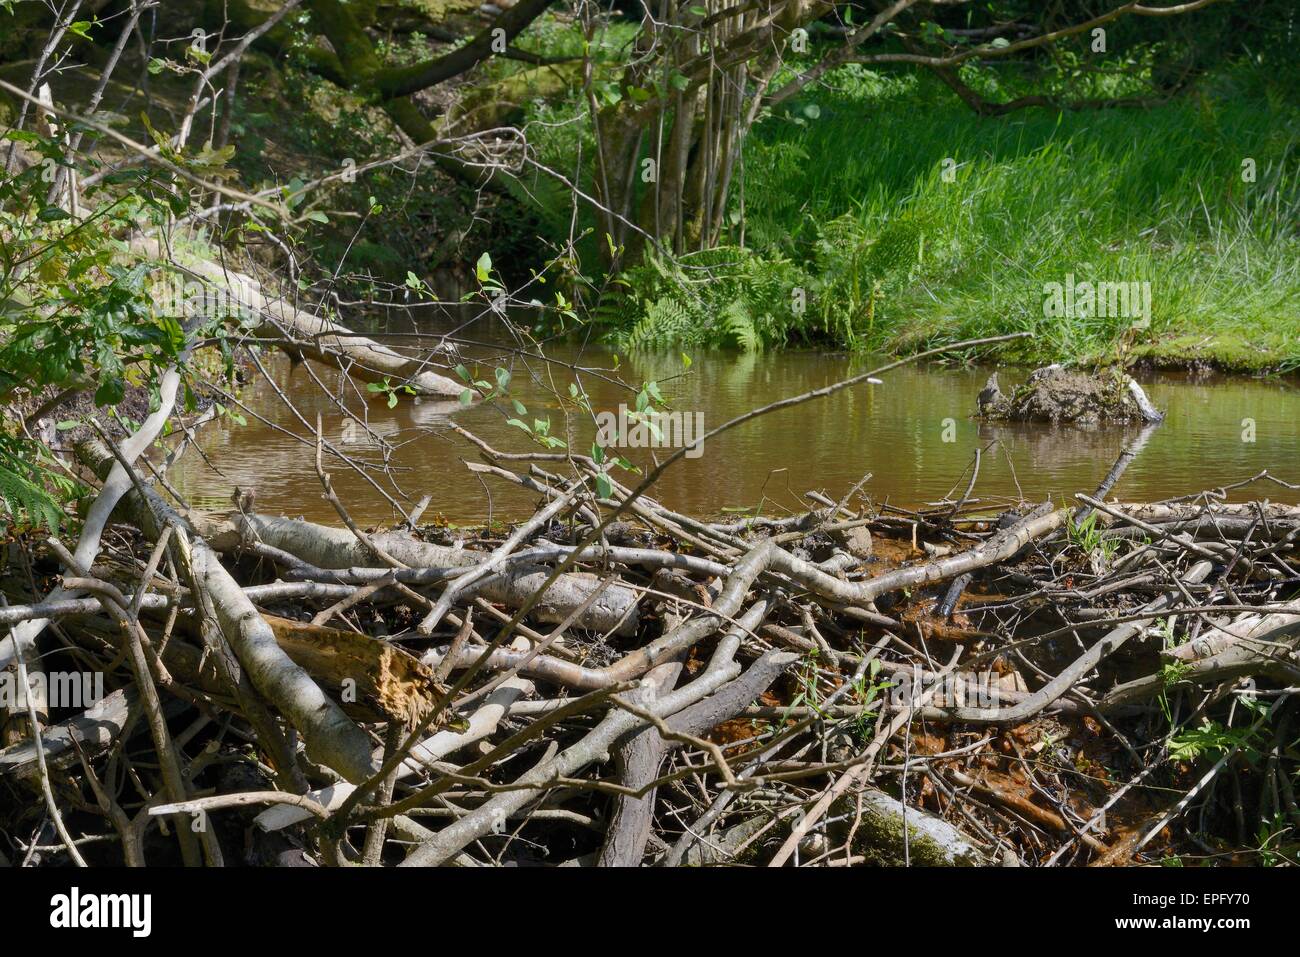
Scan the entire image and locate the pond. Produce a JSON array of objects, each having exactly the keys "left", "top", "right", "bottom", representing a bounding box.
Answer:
[{"left": 171, "top": 333, "right": 1300, "bottom": 526}]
